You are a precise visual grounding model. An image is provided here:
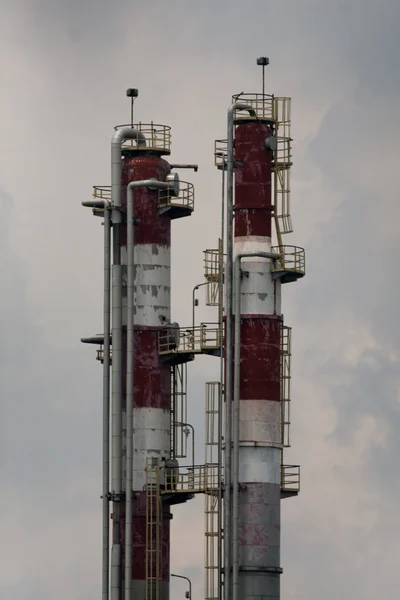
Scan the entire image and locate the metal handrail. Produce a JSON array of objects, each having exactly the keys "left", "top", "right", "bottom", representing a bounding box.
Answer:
[
  {"left": 158, "top": 323, "right": 221, "bottom": 355},
  {"left": 231, "top": 92, "right": 276, "bottom": 121},
  {"left": 93, "top": 182, "right": 194, "bottom": 213},
  {"left": 271, "top": 245, "right": 305, "bottom": 275},
  {"left": 114, "top": 122, "right": 171, "bottom": 153},
  {"left": 281, "top": 464, "right": 300, "bottom": 493},
  {"left": 158, "top": 181, "right": 194, "bottom": 212},
  {"left": 159, "top": 463, "right": 220, "bottom": 494}
]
